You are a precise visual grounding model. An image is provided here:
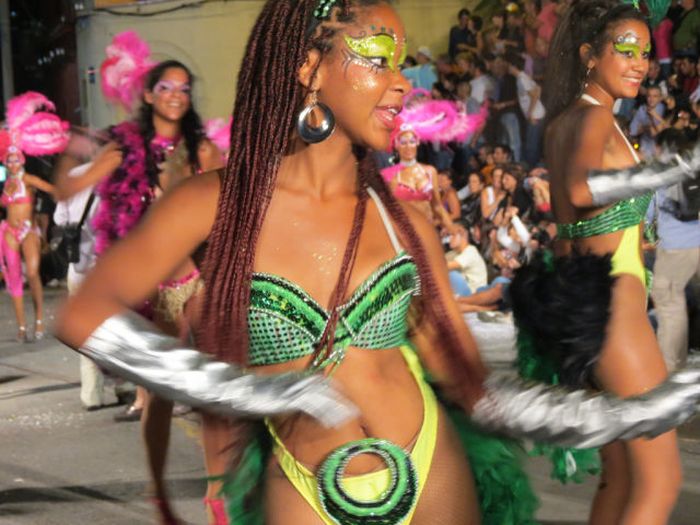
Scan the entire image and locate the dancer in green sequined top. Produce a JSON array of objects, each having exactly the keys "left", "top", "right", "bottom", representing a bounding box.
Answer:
[{"left": 515, "top": 1, "right": 696, "bottom": 523}]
